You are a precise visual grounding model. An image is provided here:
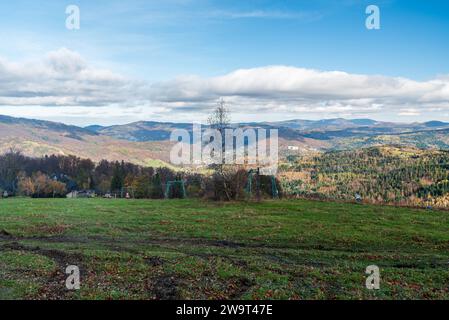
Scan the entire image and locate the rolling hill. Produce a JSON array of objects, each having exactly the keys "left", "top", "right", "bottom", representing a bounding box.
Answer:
[{"left": 0, "top": 115, "right": 173, "bottom": 167}]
